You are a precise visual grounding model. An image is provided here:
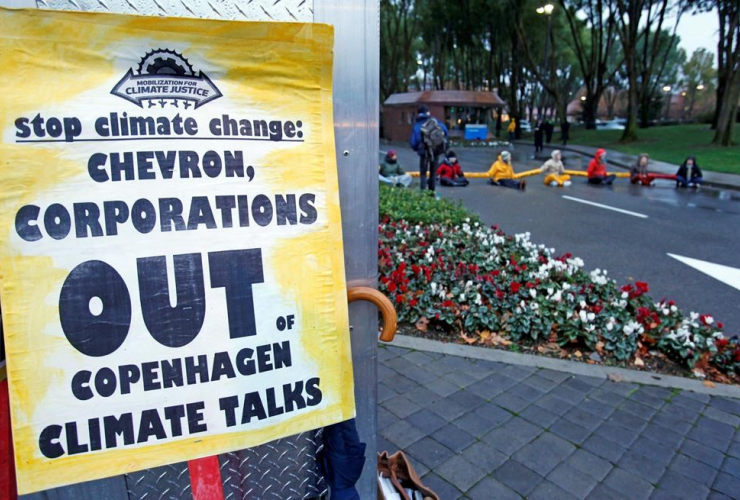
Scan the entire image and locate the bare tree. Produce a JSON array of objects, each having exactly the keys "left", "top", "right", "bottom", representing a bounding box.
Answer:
[{"left": 559, "top": 0, "right": 621, "bottom": 128}]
